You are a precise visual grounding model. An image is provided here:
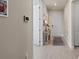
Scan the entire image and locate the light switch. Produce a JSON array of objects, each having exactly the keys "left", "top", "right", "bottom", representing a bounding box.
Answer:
[{"left": 24, "top": 16, "right": 29, "bottom": 22}]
